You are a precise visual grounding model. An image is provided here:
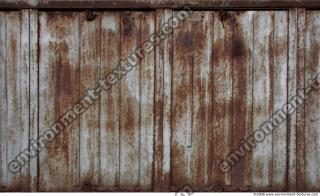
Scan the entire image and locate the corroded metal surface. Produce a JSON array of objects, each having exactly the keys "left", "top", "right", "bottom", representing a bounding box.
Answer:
[
  {"left": 0, "top": 9, "right": 320, "bottom": 192},
  {"left": 1, "top": 0, "right": 320, "bottom": 9}
]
